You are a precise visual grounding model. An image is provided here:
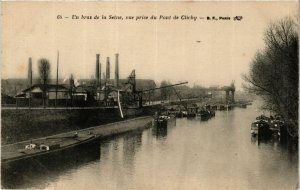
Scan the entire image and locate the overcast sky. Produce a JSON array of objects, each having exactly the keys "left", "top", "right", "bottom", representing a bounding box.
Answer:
[{"left": 1, "top": 1, "right": 297, "bottom": 90}]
